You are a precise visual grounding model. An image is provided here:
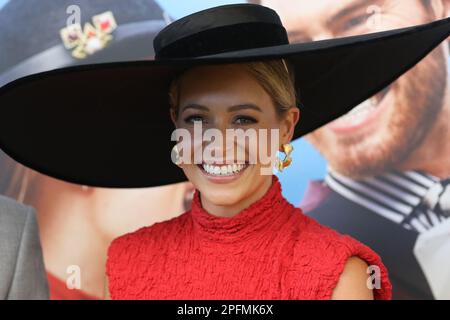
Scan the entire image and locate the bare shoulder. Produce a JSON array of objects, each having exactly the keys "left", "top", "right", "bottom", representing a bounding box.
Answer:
[
  {"left": 331, "top": 256, "right": 374, "bottom": 300},
  {"left": 293, "top": 213, "right": 391, "bottom": 299}
]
